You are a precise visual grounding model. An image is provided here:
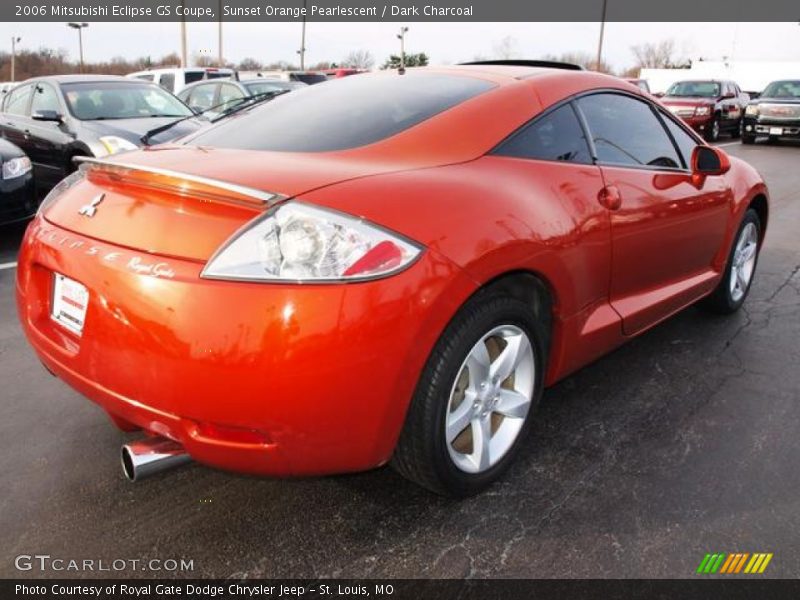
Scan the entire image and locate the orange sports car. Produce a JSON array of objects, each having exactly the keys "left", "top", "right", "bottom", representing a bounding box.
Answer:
[{"left": 16, "top": 62, "right": 768, "bottom": 496}]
